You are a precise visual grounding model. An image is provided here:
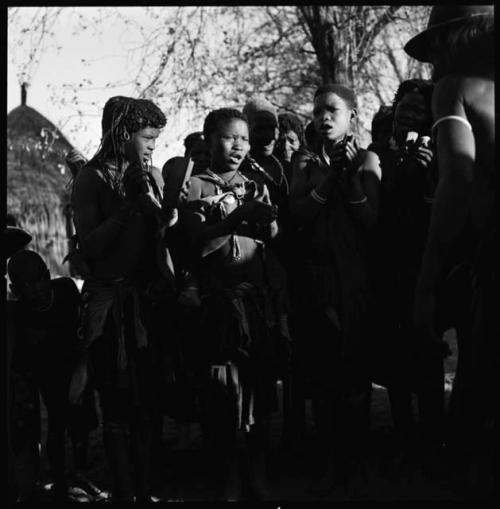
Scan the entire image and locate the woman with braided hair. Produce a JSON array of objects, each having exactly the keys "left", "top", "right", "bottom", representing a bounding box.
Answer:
[{"left": 70, "top": 96, "right": 174, "bottom": 502}]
